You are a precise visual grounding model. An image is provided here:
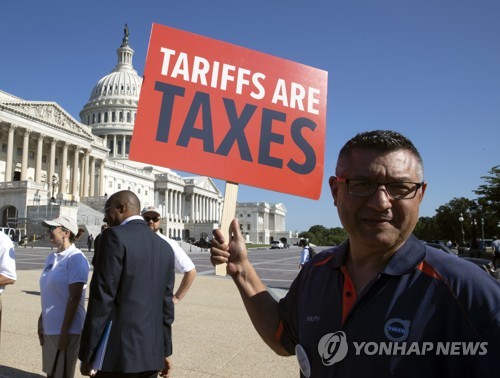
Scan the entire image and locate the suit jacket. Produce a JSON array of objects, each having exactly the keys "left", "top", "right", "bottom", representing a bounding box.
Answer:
[{"left": 79, "top": 219, "right": 175, "bottom": 373}]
